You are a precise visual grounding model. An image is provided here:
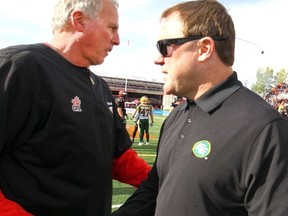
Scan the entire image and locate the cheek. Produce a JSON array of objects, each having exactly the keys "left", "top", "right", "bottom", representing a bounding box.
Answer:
[
  {"left": 87, "top": 32, "right": 108, "bottom": 55},
  {"left": 165, "top": 67, "right": 192, "bottom": 93},
  {"left": 166, "top": 67, "right": 185, "bottom": 82},
  {"left": 82, "top": 31, "right": 98, "bottom": 48}
]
